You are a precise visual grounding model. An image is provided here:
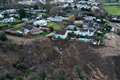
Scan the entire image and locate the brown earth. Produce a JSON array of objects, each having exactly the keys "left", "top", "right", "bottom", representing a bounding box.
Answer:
[{"left": 0, "top": 36, "right": 118, "bottom": 80}]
